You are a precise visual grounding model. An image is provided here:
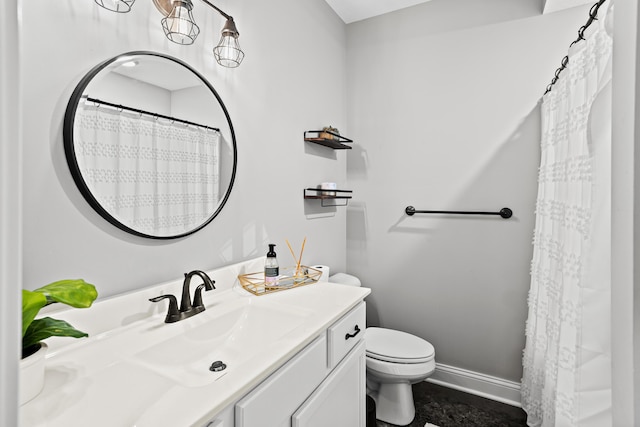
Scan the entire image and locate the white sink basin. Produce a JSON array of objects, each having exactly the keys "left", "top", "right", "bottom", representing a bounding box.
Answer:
[{"left": 129, "top": 300, "right": 309, "bottom": 387}]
